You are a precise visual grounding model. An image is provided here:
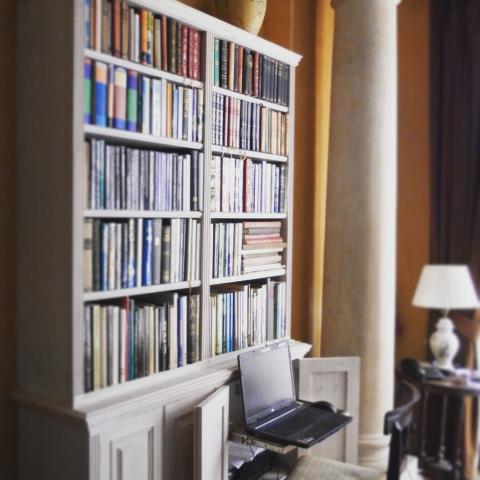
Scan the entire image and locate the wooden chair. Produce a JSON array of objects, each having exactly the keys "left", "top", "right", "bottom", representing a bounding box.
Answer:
[{"left": 288, "top": 381, "right": 421, "bottom": 480}]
